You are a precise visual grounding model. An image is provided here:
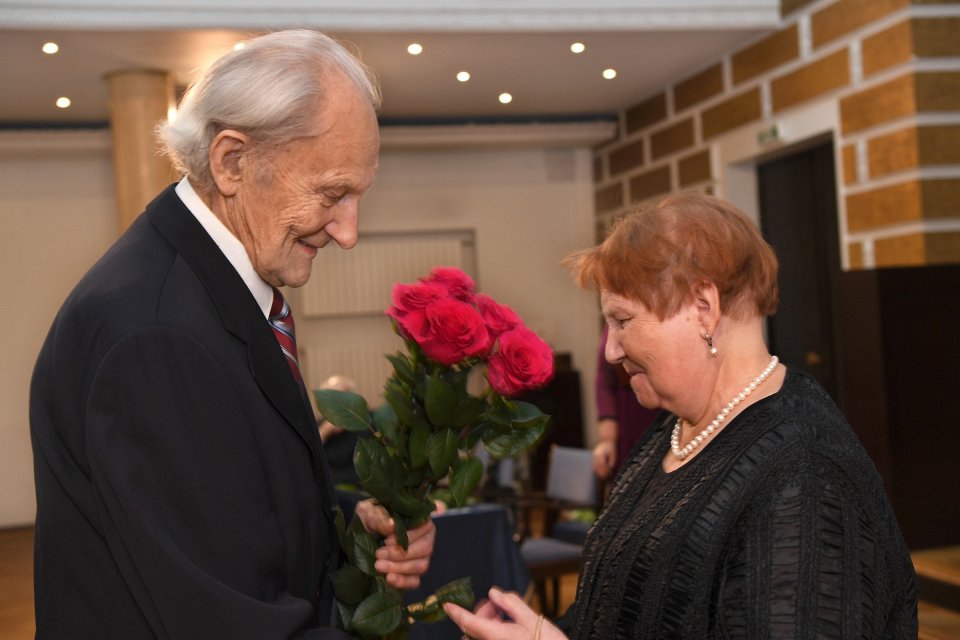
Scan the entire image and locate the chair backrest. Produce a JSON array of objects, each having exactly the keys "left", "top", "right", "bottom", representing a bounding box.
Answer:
[{"left": 545, "top": 445, "right": 596, "bottom": 505}]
